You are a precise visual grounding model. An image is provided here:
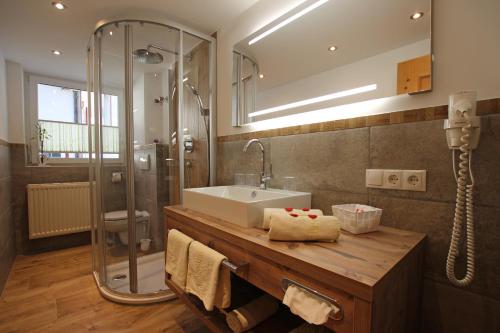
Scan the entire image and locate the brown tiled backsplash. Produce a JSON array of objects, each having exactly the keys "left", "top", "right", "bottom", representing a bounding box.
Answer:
[{"left": 218, "top": 98, "right": 499, "bottom": 142}]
